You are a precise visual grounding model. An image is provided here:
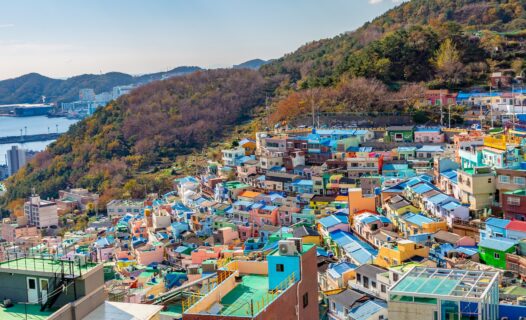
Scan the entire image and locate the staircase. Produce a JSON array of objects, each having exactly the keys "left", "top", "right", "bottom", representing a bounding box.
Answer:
[{"left": 40, "top": 272, "right": 69, "bottom": 311}]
